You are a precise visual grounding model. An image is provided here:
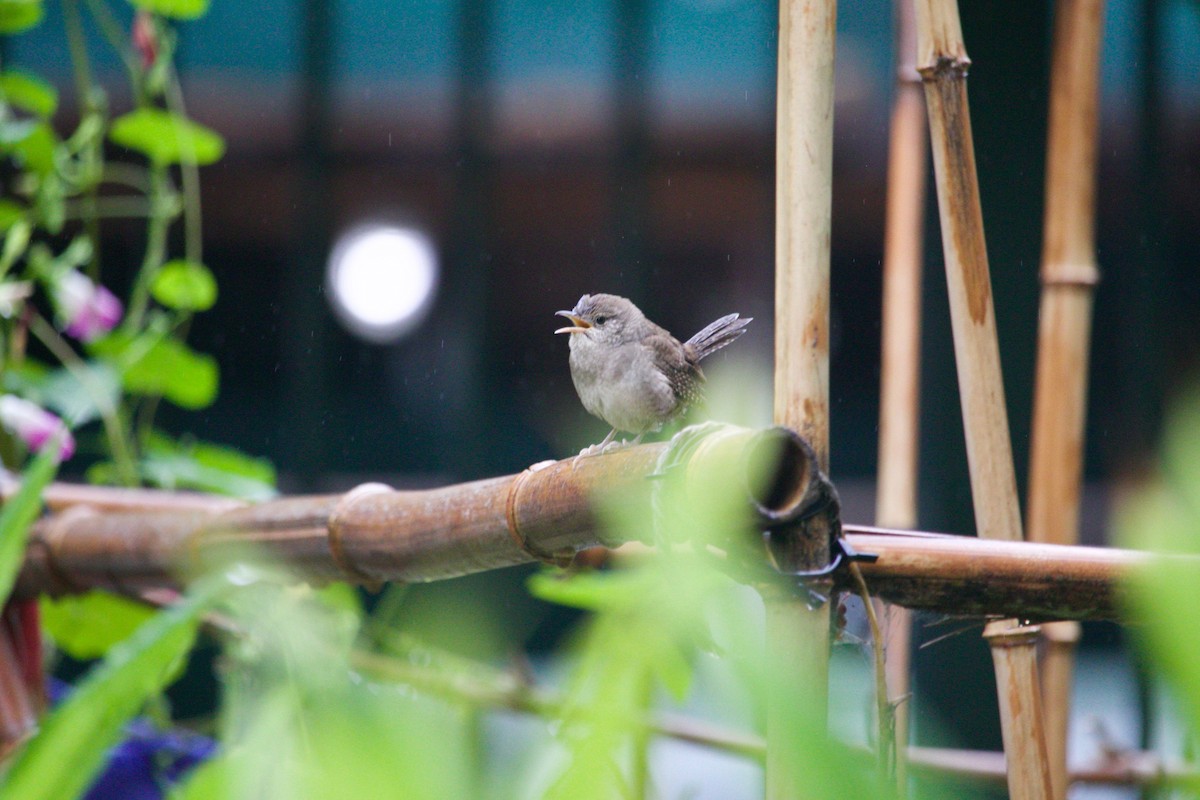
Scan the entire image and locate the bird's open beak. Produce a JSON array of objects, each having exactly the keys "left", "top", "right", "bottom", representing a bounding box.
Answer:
[{"left": 554, "top": 310, "right": 591, "bottom": 334}]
